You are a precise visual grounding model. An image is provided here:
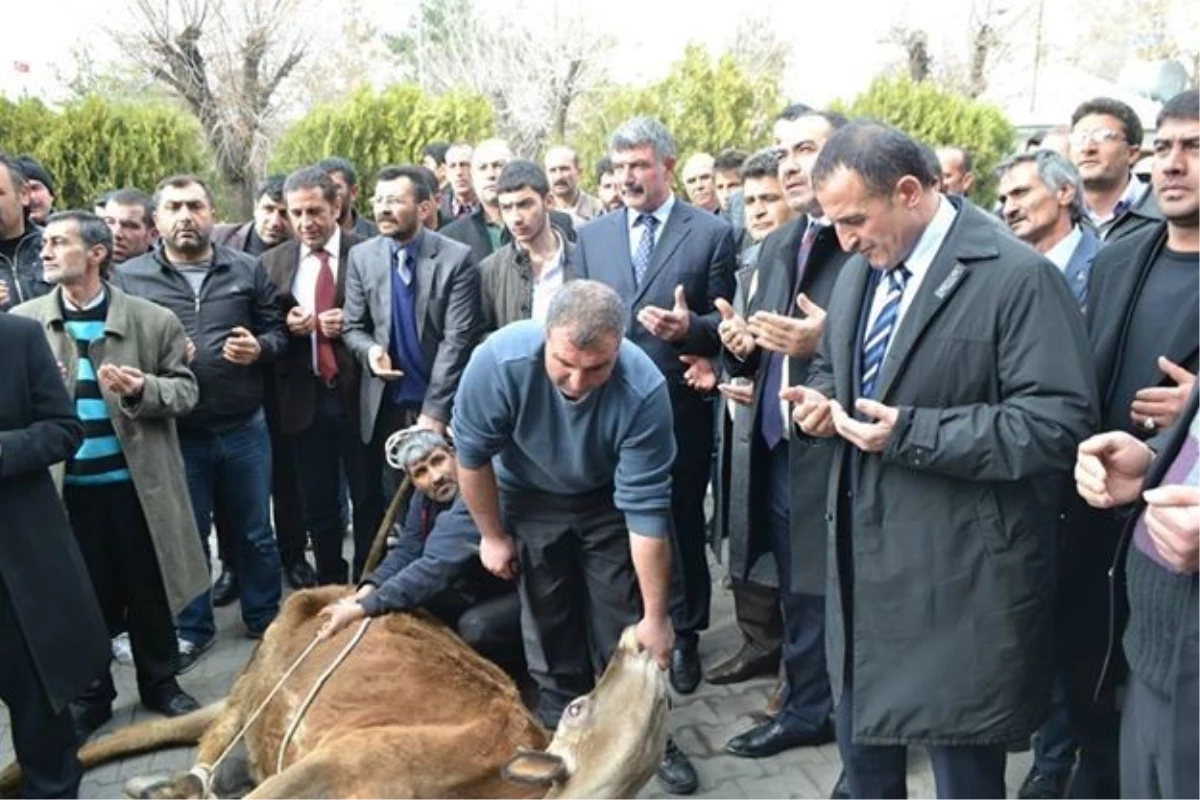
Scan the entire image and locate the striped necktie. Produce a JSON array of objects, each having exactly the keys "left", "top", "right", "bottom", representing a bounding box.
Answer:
[
  {"left": 859, "top": 265, "right": 911, "bottom": 400},
  {"left": 633, "top": 214, "right": 659, "bottom": 286}
]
